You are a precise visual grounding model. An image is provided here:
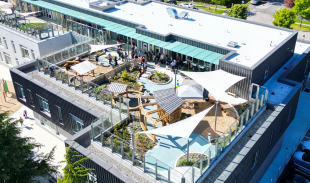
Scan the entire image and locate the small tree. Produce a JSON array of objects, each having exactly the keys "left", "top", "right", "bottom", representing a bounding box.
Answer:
[
  {"left": 0, "top": 111, "right": 58, "bottom": 182},
  {"left": 228, "top": 4, "right": 248, "bottom": 19},
  {"left": 272, "top": 8, "right": 295, "bottom": 28},
  {"left": 284, "top": 0, "right": 295, "bottom": 8},
  {"left": 293, "top": 0, "right": 310, "bottom": 27},
  {"left": 57, "top": 145, "right": 94, "bottom": 183},
  {"left": 211, "top": 0, "right": 226, "bottom": 11}
]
